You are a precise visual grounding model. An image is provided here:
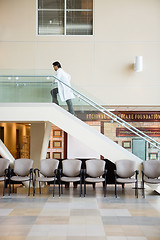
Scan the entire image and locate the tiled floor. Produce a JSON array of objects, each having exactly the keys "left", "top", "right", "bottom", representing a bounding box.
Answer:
[{"left": 0, "top": 183, "right": 160, "bottom": 240}]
